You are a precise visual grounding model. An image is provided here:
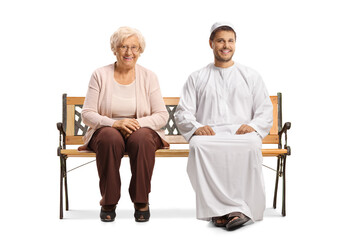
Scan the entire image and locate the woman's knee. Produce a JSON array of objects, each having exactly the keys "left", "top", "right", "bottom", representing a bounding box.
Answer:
[
  {"left": 95, "top": 127, "right": 124, "bottom": 149},
  {"left": 127, "top": 128, "right": 157, "bottom": 150}
]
